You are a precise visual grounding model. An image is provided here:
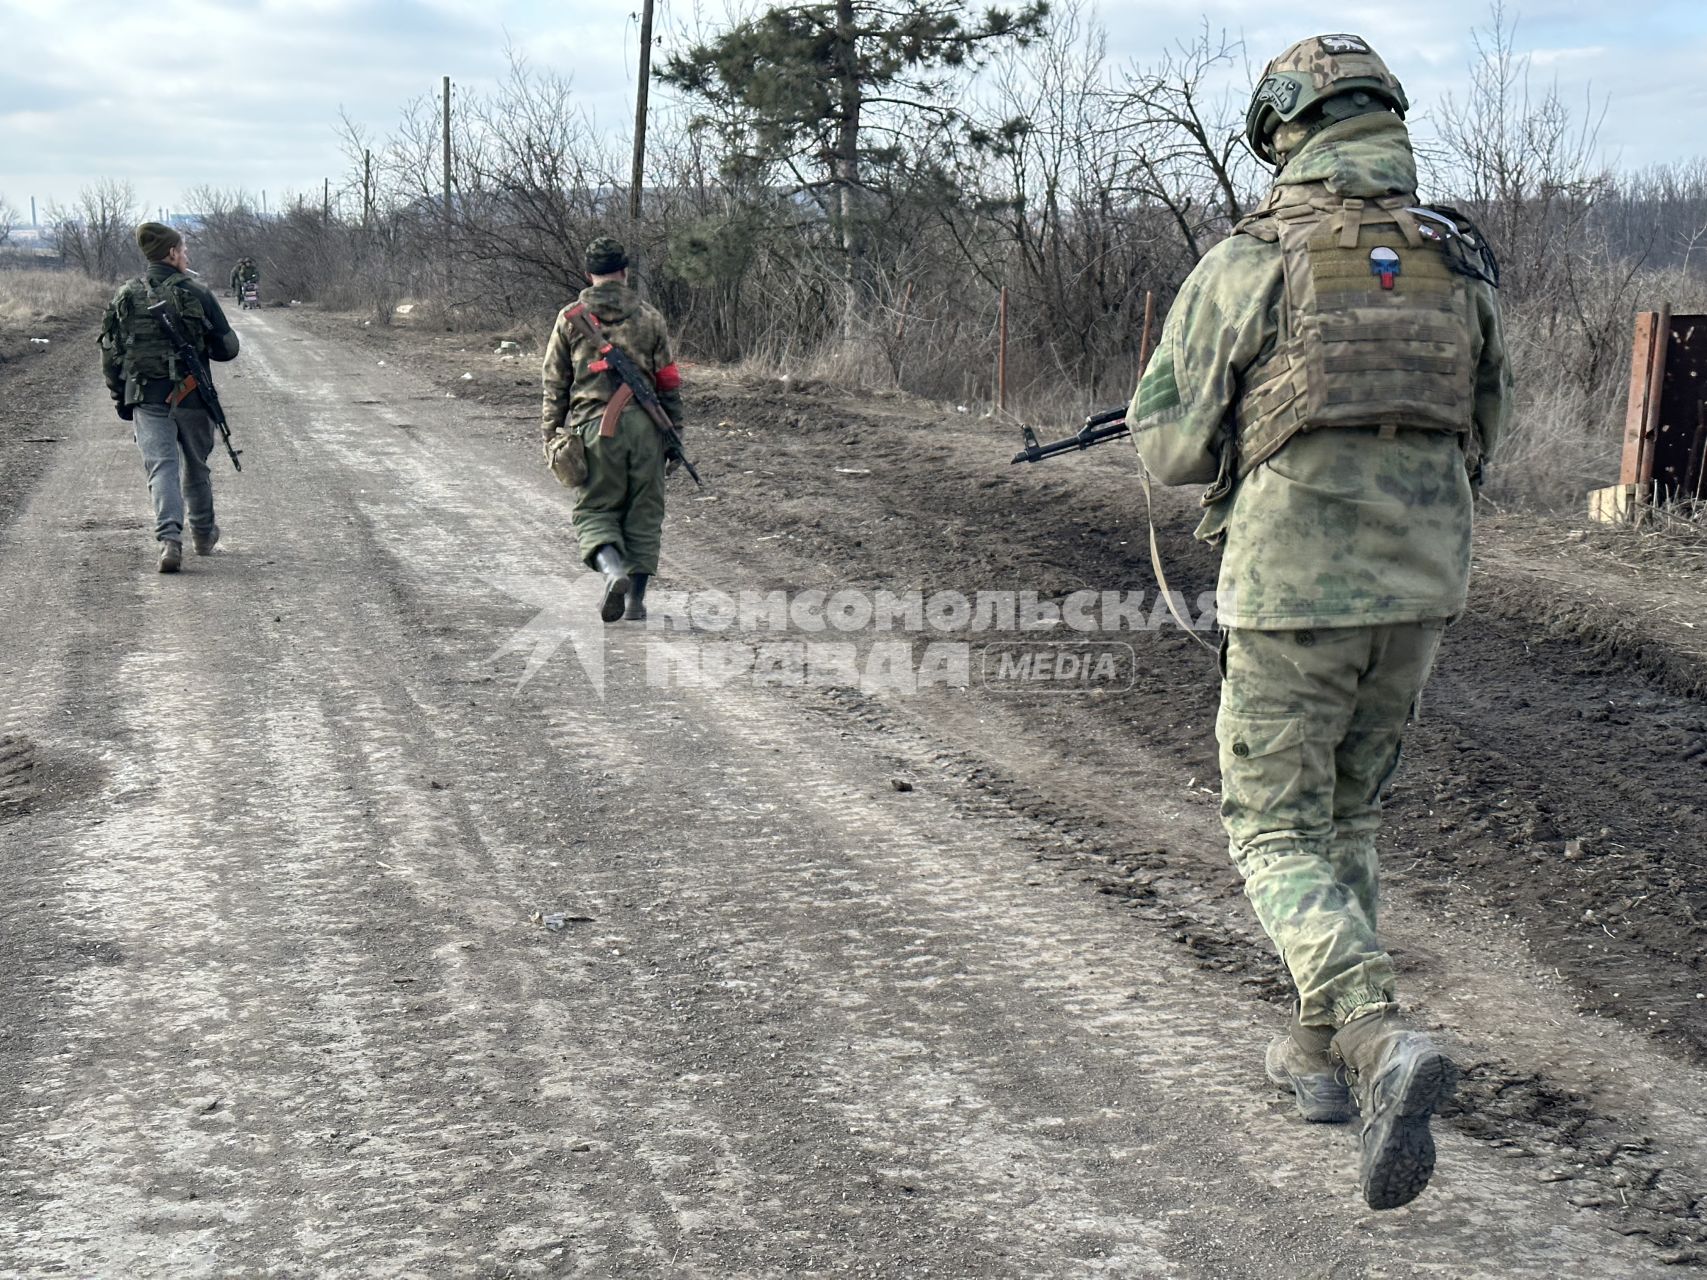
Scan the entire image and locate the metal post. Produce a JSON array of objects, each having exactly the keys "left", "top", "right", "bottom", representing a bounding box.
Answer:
[
  {"left": 997, "top": 286, "right": 1009, "bottom": 412},
  {"left": 629, "top": 0, "right": 655, "bottom": 224},
  {"left": 442, "top": 75, "right": 454, "bottom": 310}
]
